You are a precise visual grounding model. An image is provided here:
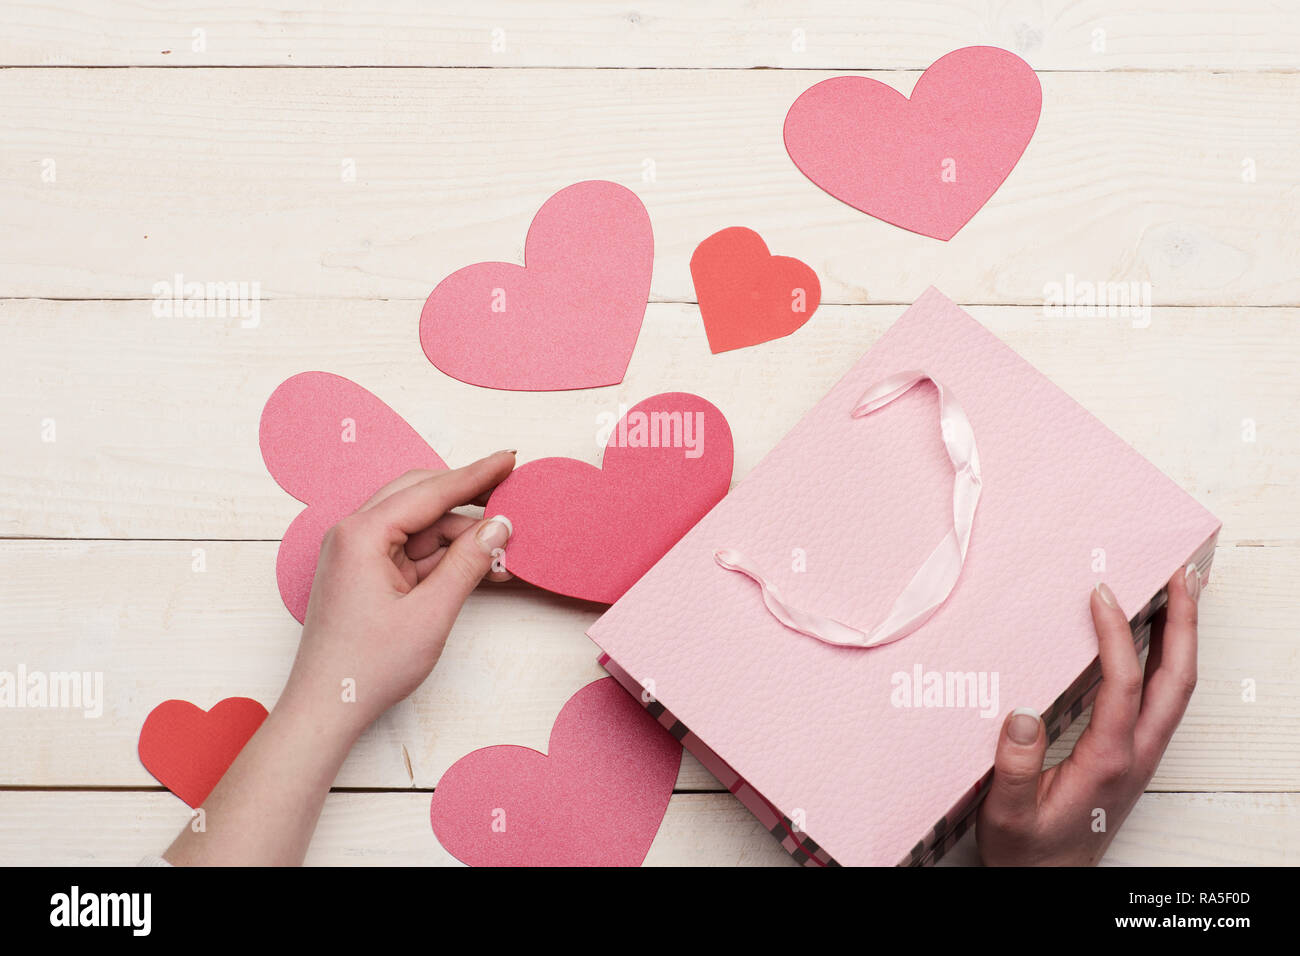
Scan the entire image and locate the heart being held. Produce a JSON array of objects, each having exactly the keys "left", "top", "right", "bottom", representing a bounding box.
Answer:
[{"left": 484, "top": 391, "right": 734, "bottom": 604}]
